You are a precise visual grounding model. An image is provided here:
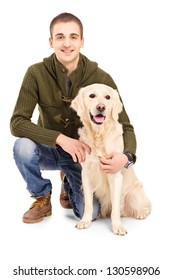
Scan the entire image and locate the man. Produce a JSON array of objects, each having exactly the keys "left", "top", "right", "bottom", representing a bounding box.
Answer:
[{"left": 10, "top": 12, "right": 136, "bottom": 223}]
